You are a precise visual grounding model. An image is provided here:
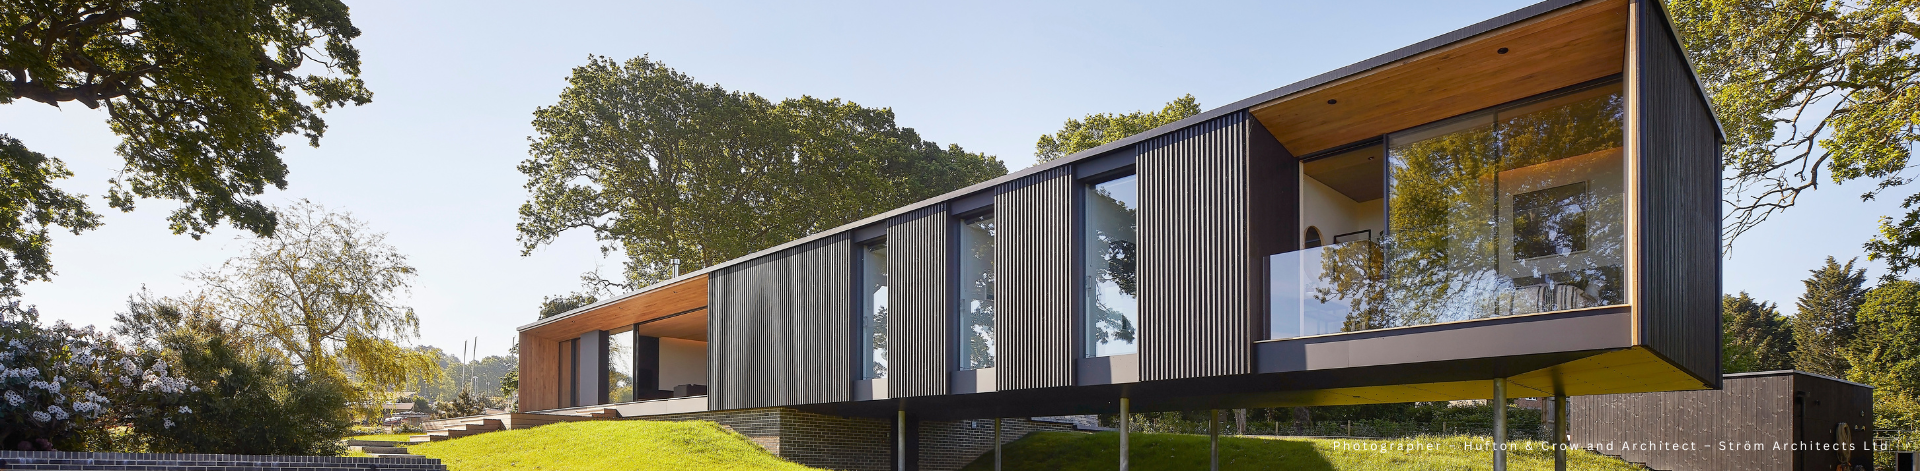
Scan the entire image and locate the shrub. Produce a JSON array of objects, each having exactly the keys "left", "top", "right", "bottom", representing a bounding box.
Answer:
[{"left": 0, "top": 303, "right": 191, "bottom": 451}]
